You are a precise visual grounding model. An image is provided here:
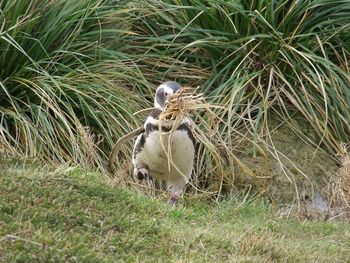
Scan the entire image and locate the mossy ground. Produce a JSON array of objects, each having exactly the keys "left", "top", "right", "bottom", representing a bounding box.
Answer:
[{"left": 1, "top": 164, "right": 349, "bottom": 262}]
